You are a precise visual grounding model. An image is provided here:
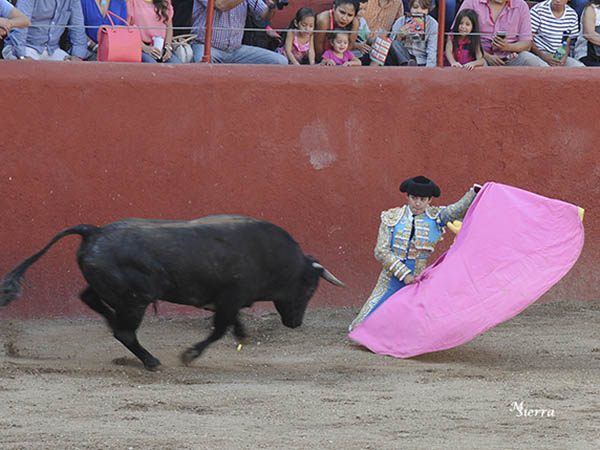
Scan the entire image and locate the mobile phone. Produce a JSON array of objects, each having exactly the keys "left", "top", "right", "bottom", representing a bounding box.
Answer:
[
  {"left": 496, "top": 31, "right": 507, "bottom": 39},
  {"left": 407, "top": 13, "right": 426, "bottom": 39}
]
